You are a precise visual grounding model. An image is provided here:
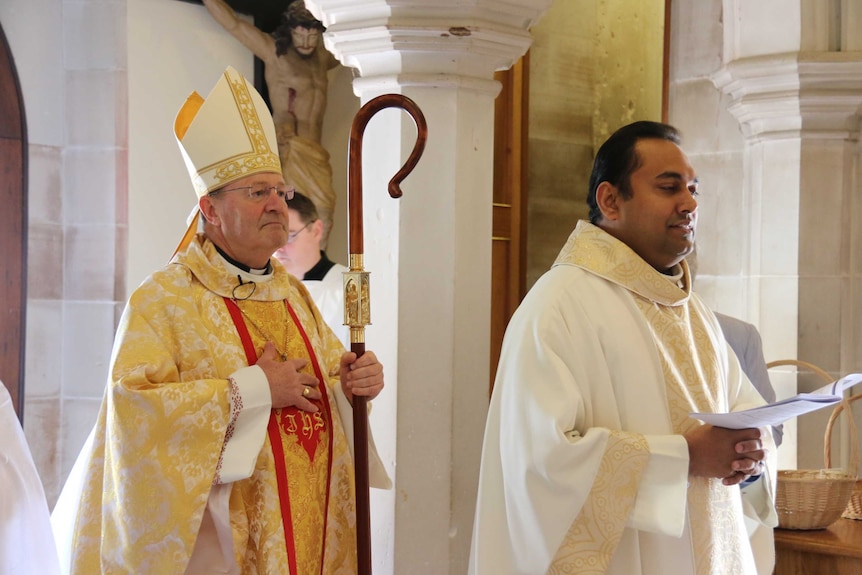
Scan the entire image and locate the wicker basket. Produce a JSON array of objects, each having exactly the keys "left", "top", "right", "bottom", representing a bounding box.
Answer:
[
  {"left": 768, "top": 360, "right": 858, "bottom": 530},
  {"left": 825, "top": 392, "right": 862, "bottom": 521}
]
